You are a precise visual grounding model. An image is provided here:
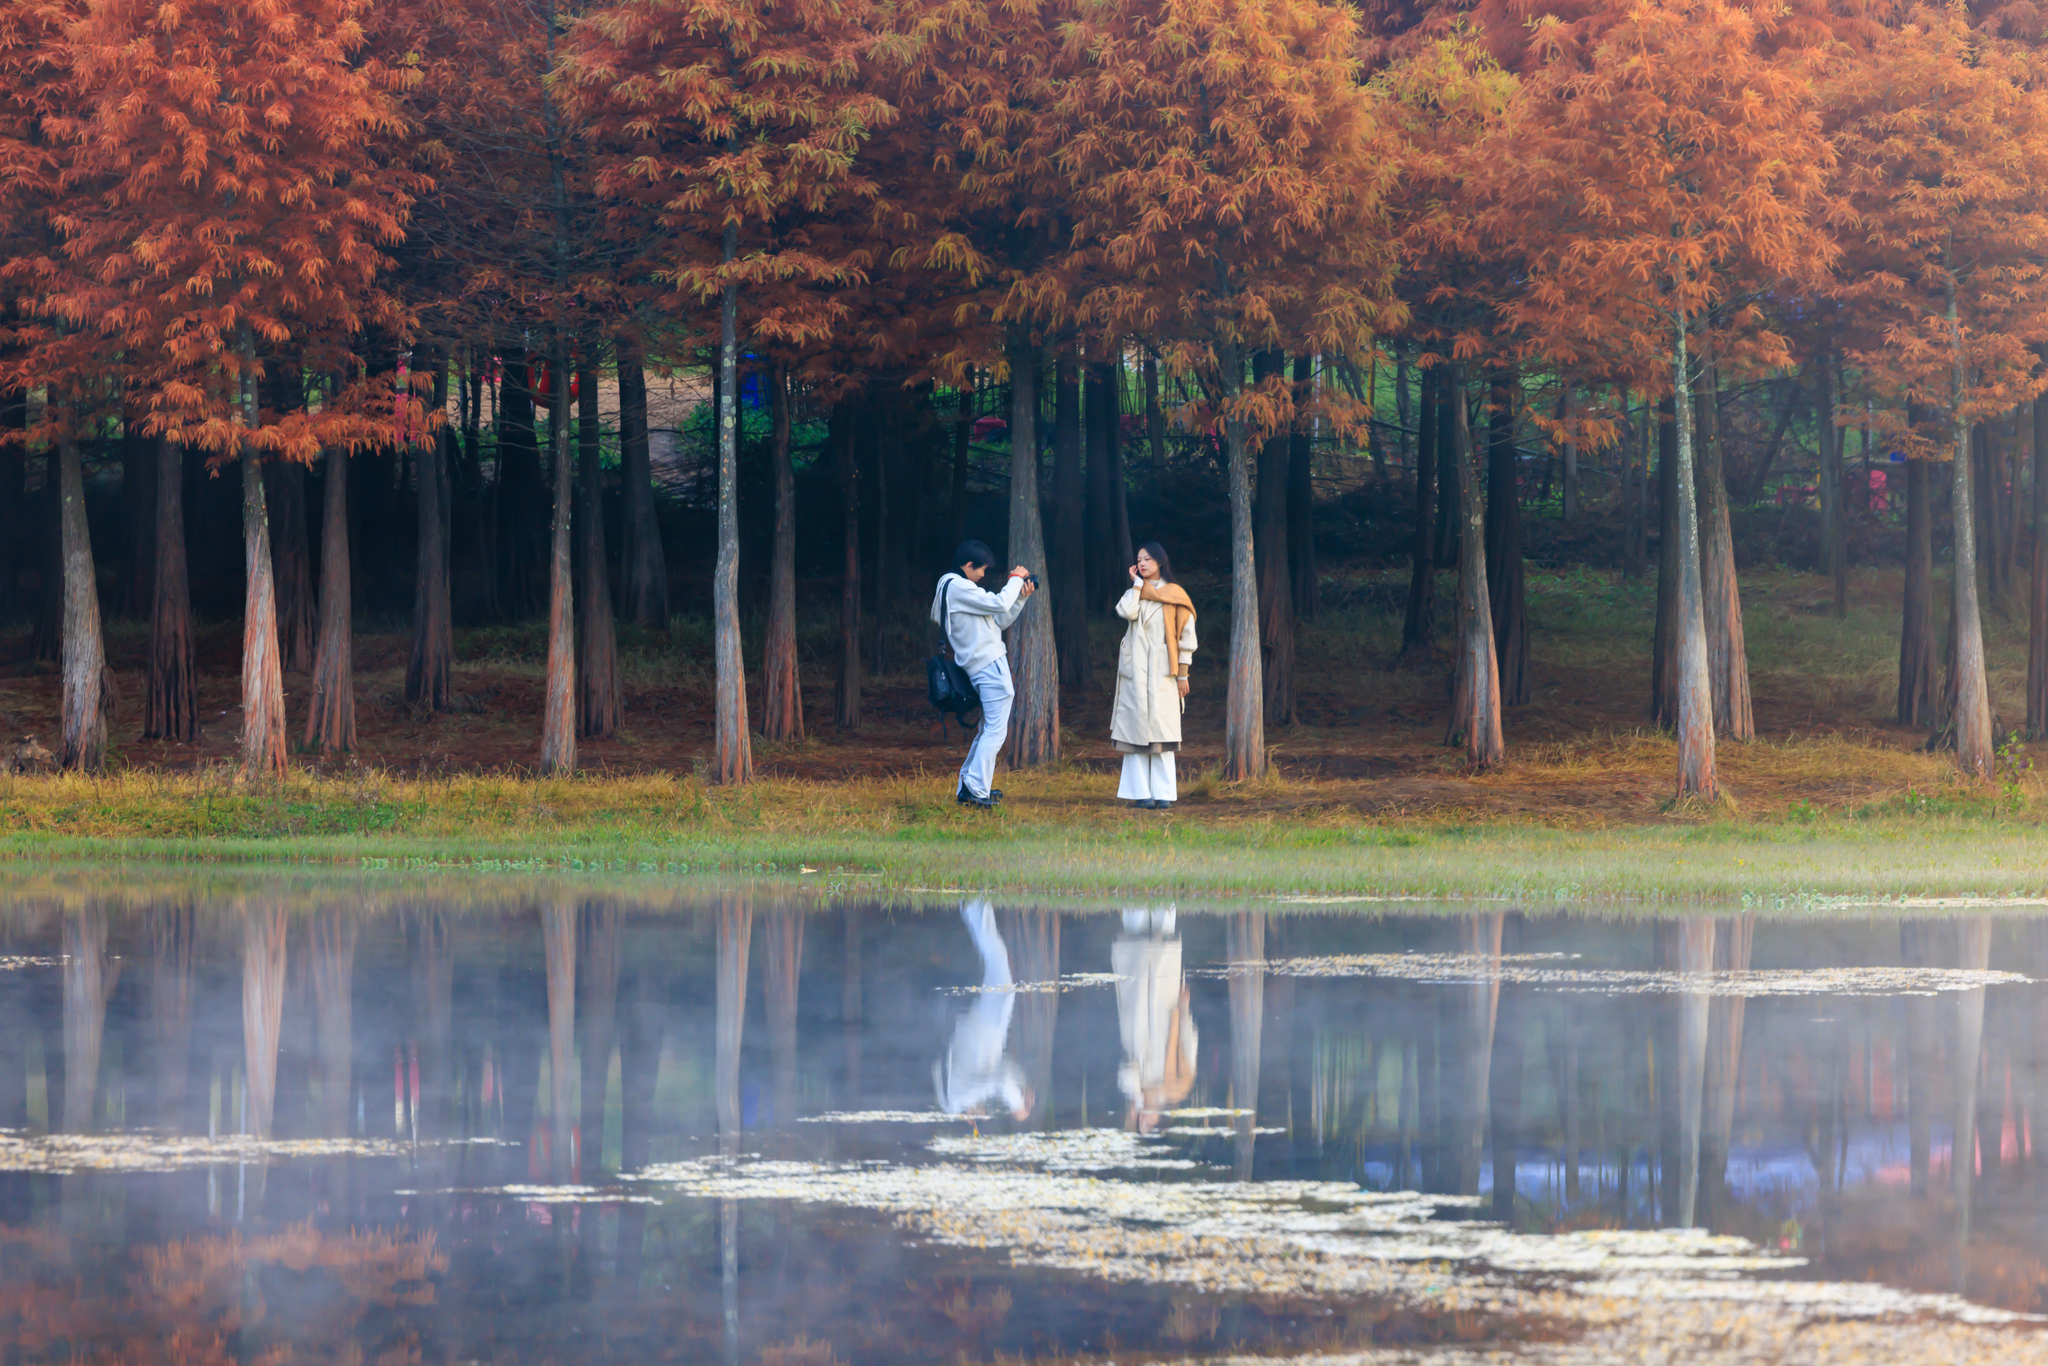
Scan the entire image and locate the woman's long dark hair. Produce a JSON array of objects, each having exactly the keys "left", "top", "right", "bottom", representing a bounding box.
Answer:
[{"left": 1138, "top": 541, "right": 1176, "bottom": 584}]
